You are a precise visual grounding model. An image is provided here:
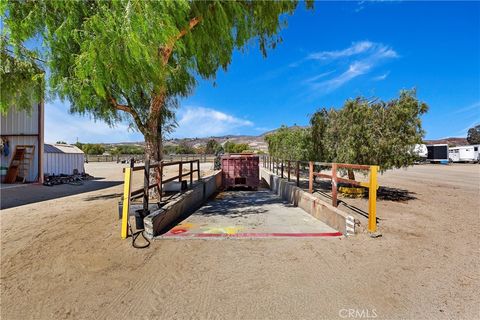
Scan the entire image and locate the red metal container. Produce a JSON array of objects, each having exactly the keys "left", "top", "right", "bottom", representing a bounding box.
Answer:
[{"left": 221, "top": 154, "right": 259, "bottom": 189}]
